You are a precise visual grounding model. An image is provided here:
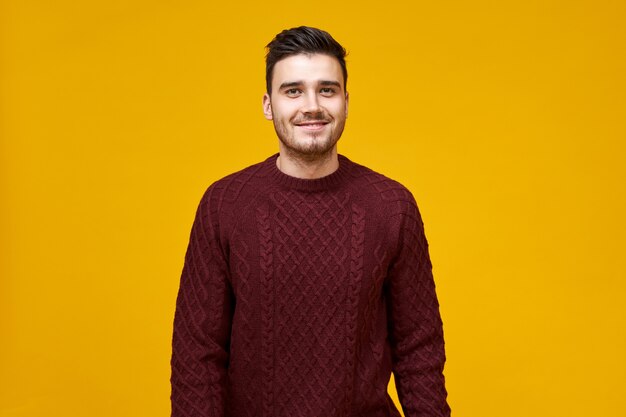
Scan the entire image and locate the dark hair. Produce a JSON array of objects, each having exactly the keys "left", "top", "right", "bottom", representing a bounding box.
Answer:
[{"left": 265, "top": 26, "right": 348, "bottom": 94}]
